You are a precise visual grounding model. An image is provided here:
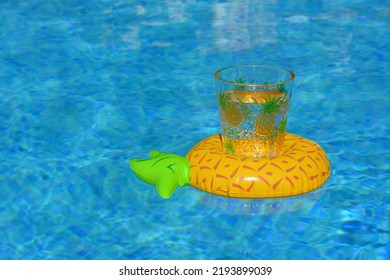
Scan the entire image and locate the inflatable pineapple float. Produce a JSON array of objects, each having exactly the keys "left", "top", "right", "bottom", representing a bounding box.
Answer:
[{"left": 130, "top": 133, "right": 331, "bottom": 199}]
